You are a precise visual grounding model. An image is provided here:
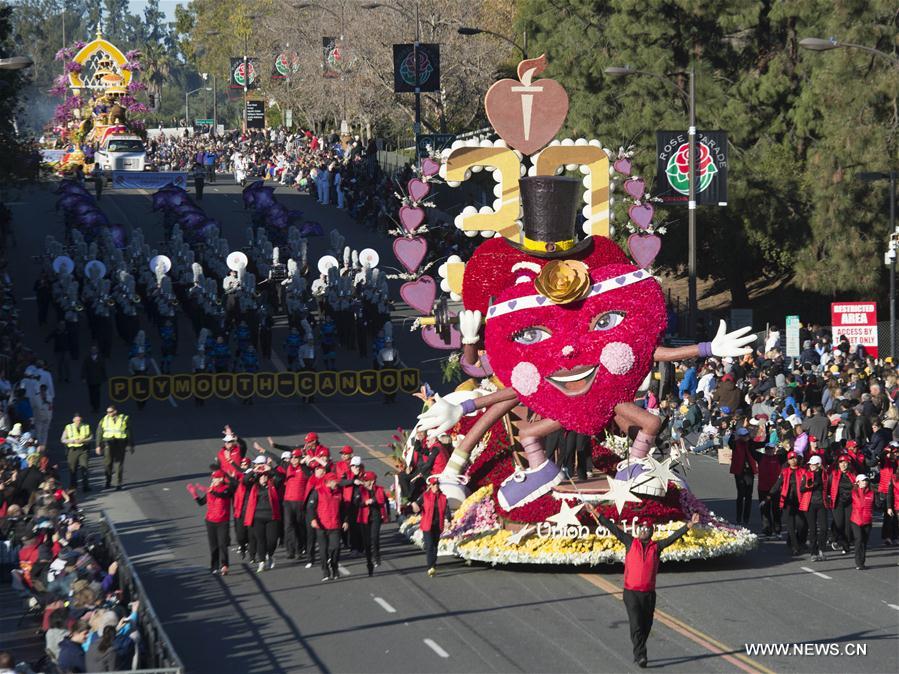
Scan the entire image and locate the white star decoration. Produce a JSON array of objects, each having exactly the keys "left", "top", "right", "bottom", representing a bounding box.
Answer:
[
  {"left": 633, "top": 456, "right": 676, "bottom": 489},
  {"left": 544, "top": 500, "right": 585, "bottom": 528},
  {"left": 600, "top": 476, "right": 642, "bottom": 515},
  {"left": 506, "top": 524, "right": 536, "bottom": 546}
]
